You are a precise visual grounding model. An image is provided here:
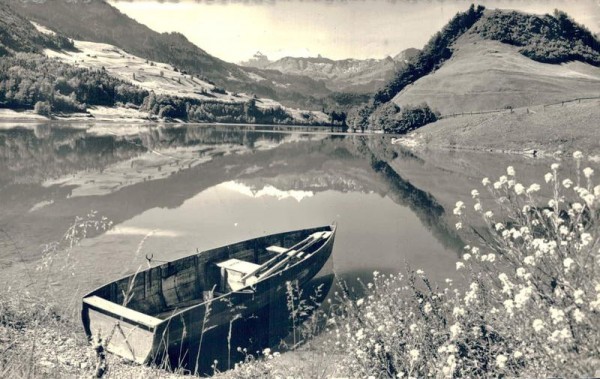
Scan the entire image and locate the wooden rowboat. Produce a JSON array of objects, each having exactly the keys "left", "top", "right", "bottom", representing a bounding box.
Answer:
[{"left": 81, "top": 224, "right": 337, "bottom": 365}]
